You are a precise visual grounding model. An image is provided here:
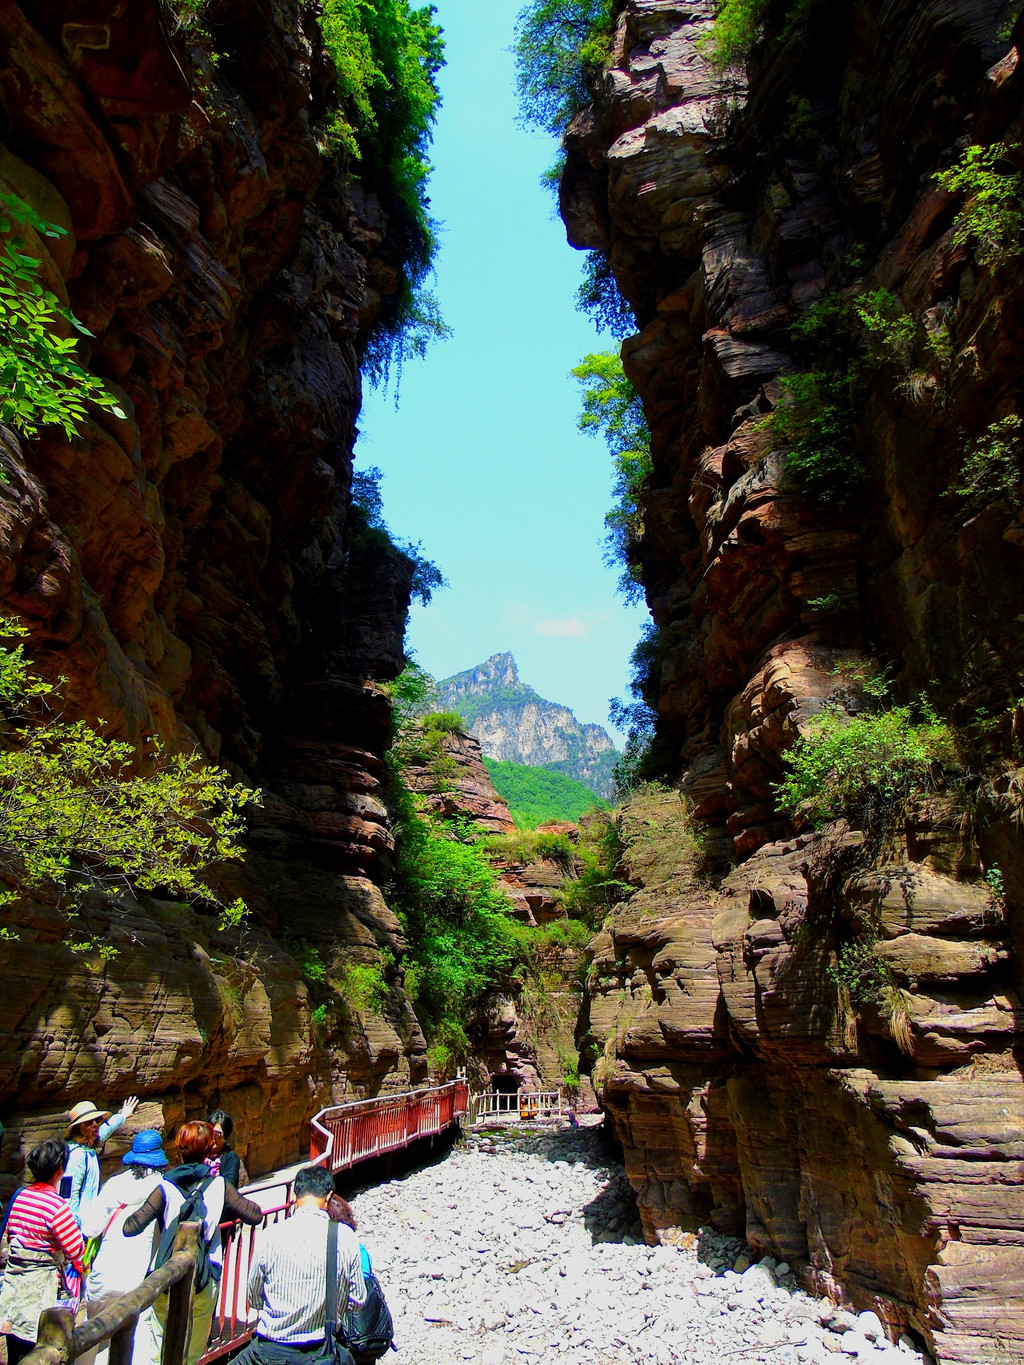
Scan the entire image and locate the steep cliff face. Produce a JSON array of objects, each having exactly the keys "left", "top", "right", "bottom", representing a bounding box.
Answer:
[
  {"left": 435, "top": 652, "right": 620, "bottom": 797},
  {"left": 0, "top": 0, "right": 427, "bottom": 1182},
  {"left": 565, "top": 3, "right": 1024, "bottom": 1360}
]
